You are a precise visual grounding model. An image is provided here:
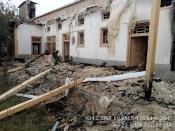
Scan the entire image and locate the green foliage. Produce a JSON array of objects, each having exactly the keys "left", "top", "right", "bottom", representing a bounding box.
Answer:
[
  {"left": 0, "top": 97, "right": 55, "bottom": 131},
  {"left": 0, "top": 0, "right": 17, "bottom": 45}
]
